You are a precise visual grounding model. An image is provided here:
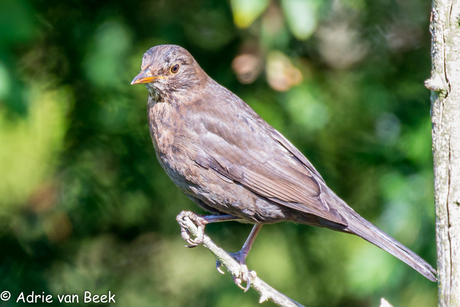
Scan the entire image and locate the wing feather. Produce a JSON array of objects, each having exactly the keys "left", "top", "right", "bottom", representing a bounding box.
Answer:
[{"left": 186, "top": 88, "right": 347, "bottom": 226}]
